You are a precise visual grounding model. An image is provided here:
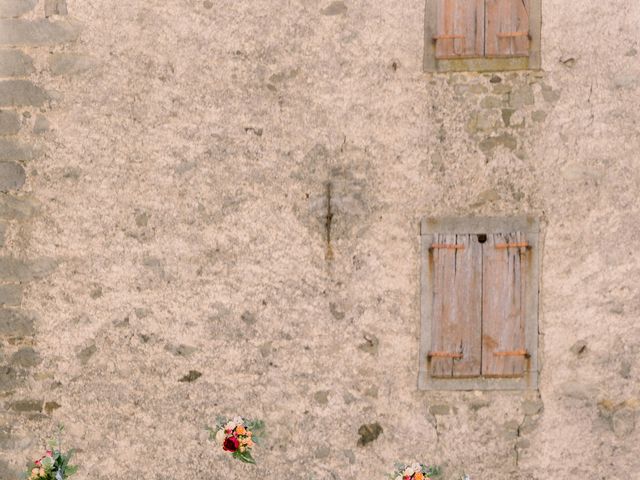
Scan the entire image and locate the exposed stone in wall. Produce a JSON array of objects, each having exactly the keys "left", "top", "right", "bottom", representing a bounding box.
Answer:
[{"left": 0, "top": 0, "right": 87, "bottom": 474}]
